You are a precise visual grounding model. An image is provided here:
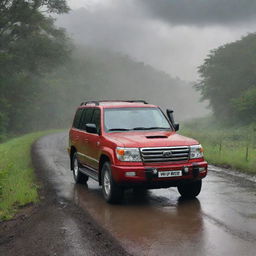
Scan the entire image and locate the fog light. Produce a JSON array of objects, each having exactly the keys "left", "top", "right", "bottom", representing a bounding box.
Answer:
[
  {"left": 199, "top": 167, "right": 205, "bottom": 172},
  {"left": 125, "top": 171, "right": 136, "bottom": 177},
  {"left": 184, "top": 167, "right": 189, "bottom": 173}
]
